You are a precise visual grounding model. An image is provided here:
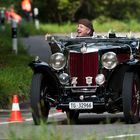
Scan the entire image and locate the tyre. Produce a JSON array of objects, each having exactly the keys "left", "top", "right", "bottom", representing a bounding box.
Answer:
[
  {"left": 30, "top": 73, "right": 50, "bottom": 125},
  {"left": 66, "top": 110, "right": 79, "bottom": 124},
  {"left": 122, "top": 72, "right": 140, "bottom": 124}
]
